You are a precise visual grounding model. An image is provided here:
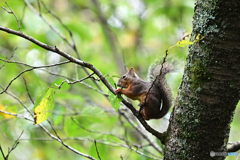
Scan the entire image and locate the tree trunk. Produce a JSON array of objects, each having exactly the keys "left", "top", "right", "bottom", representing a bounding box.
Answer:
[{"left": 164, "top": 0, "right": 240, "bottom": 159}]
